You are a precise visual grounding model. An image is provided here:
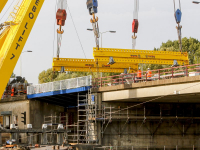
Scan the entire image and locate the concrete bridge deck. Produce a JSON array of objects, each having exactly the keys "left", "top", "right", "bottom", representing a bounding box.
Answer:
[{"left": 93, "top": 75, "right": 200, "bottom": 103}]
